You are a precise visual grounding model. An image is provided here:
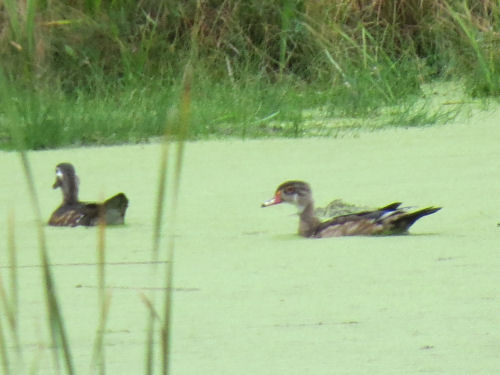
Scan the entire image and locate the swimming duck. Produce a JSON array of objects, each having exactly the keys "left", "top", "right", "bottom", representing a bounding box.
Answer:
[
  {"left": 262, "top": 180, "right": 441, "bottom": 237},
  {"left": 48, "top": 163, "right": 129, "bottom": 227}
]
